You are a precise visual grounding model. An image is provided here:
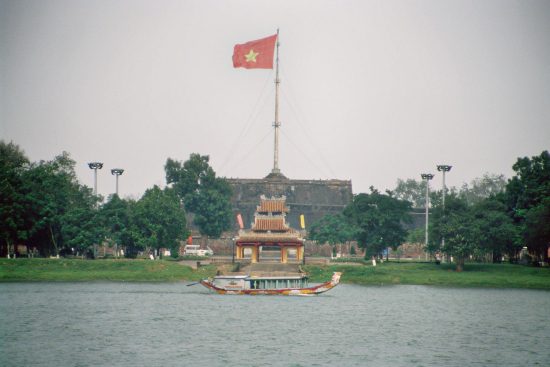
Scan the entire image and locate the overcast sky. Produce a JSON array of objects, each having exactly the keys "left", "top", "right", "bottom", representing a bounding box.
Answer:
[{"left": 1, "top": 0, "right": 549, "bottom": 199}]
